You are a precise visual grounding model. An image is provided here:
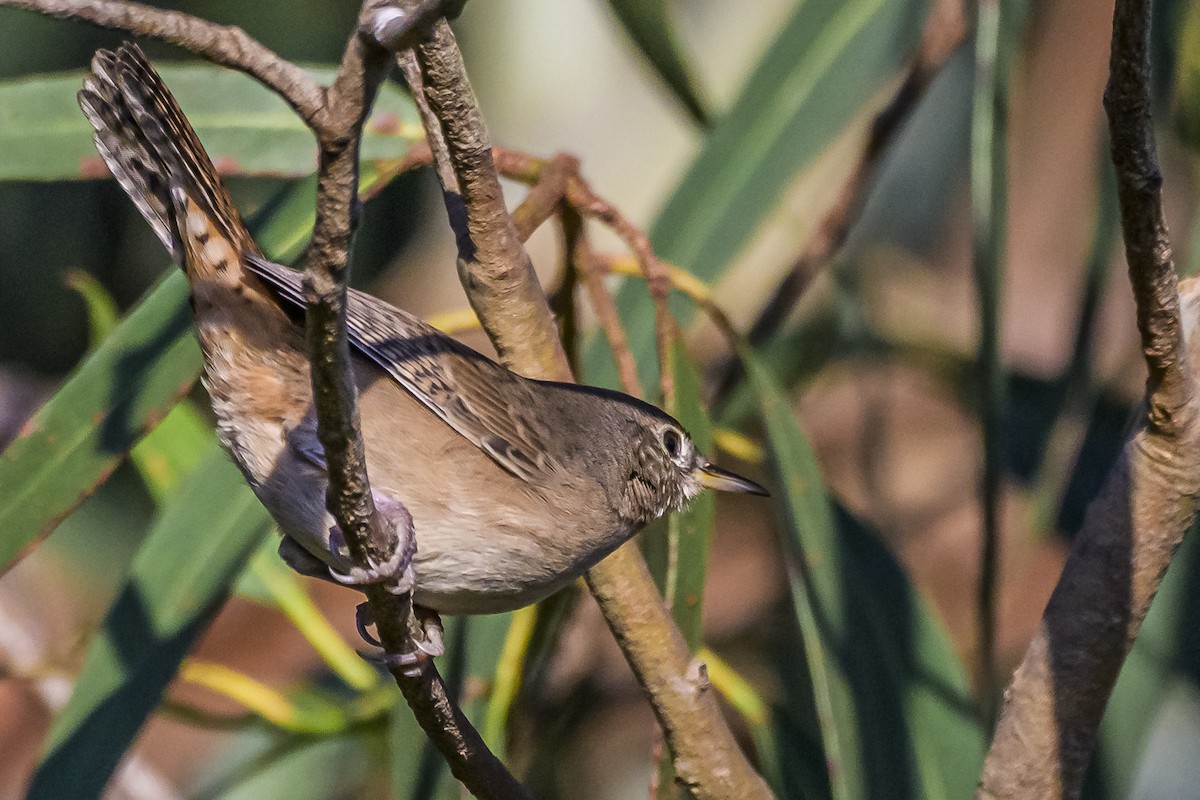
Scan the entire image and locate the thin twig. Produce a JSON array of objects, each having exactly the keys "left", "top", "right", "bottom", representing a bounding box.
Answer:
[
  {"left": 978, "top": 0, "right": 1200, "bottom": 795},
  {"left": 304, "top": 5, "right": 530, "bottom": 797},
  {"left": 569, "top": 218, "right": 645, "bottom": 398},
  {"left": 564, "top": 179, "right": 676, "bottom": 406}
]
